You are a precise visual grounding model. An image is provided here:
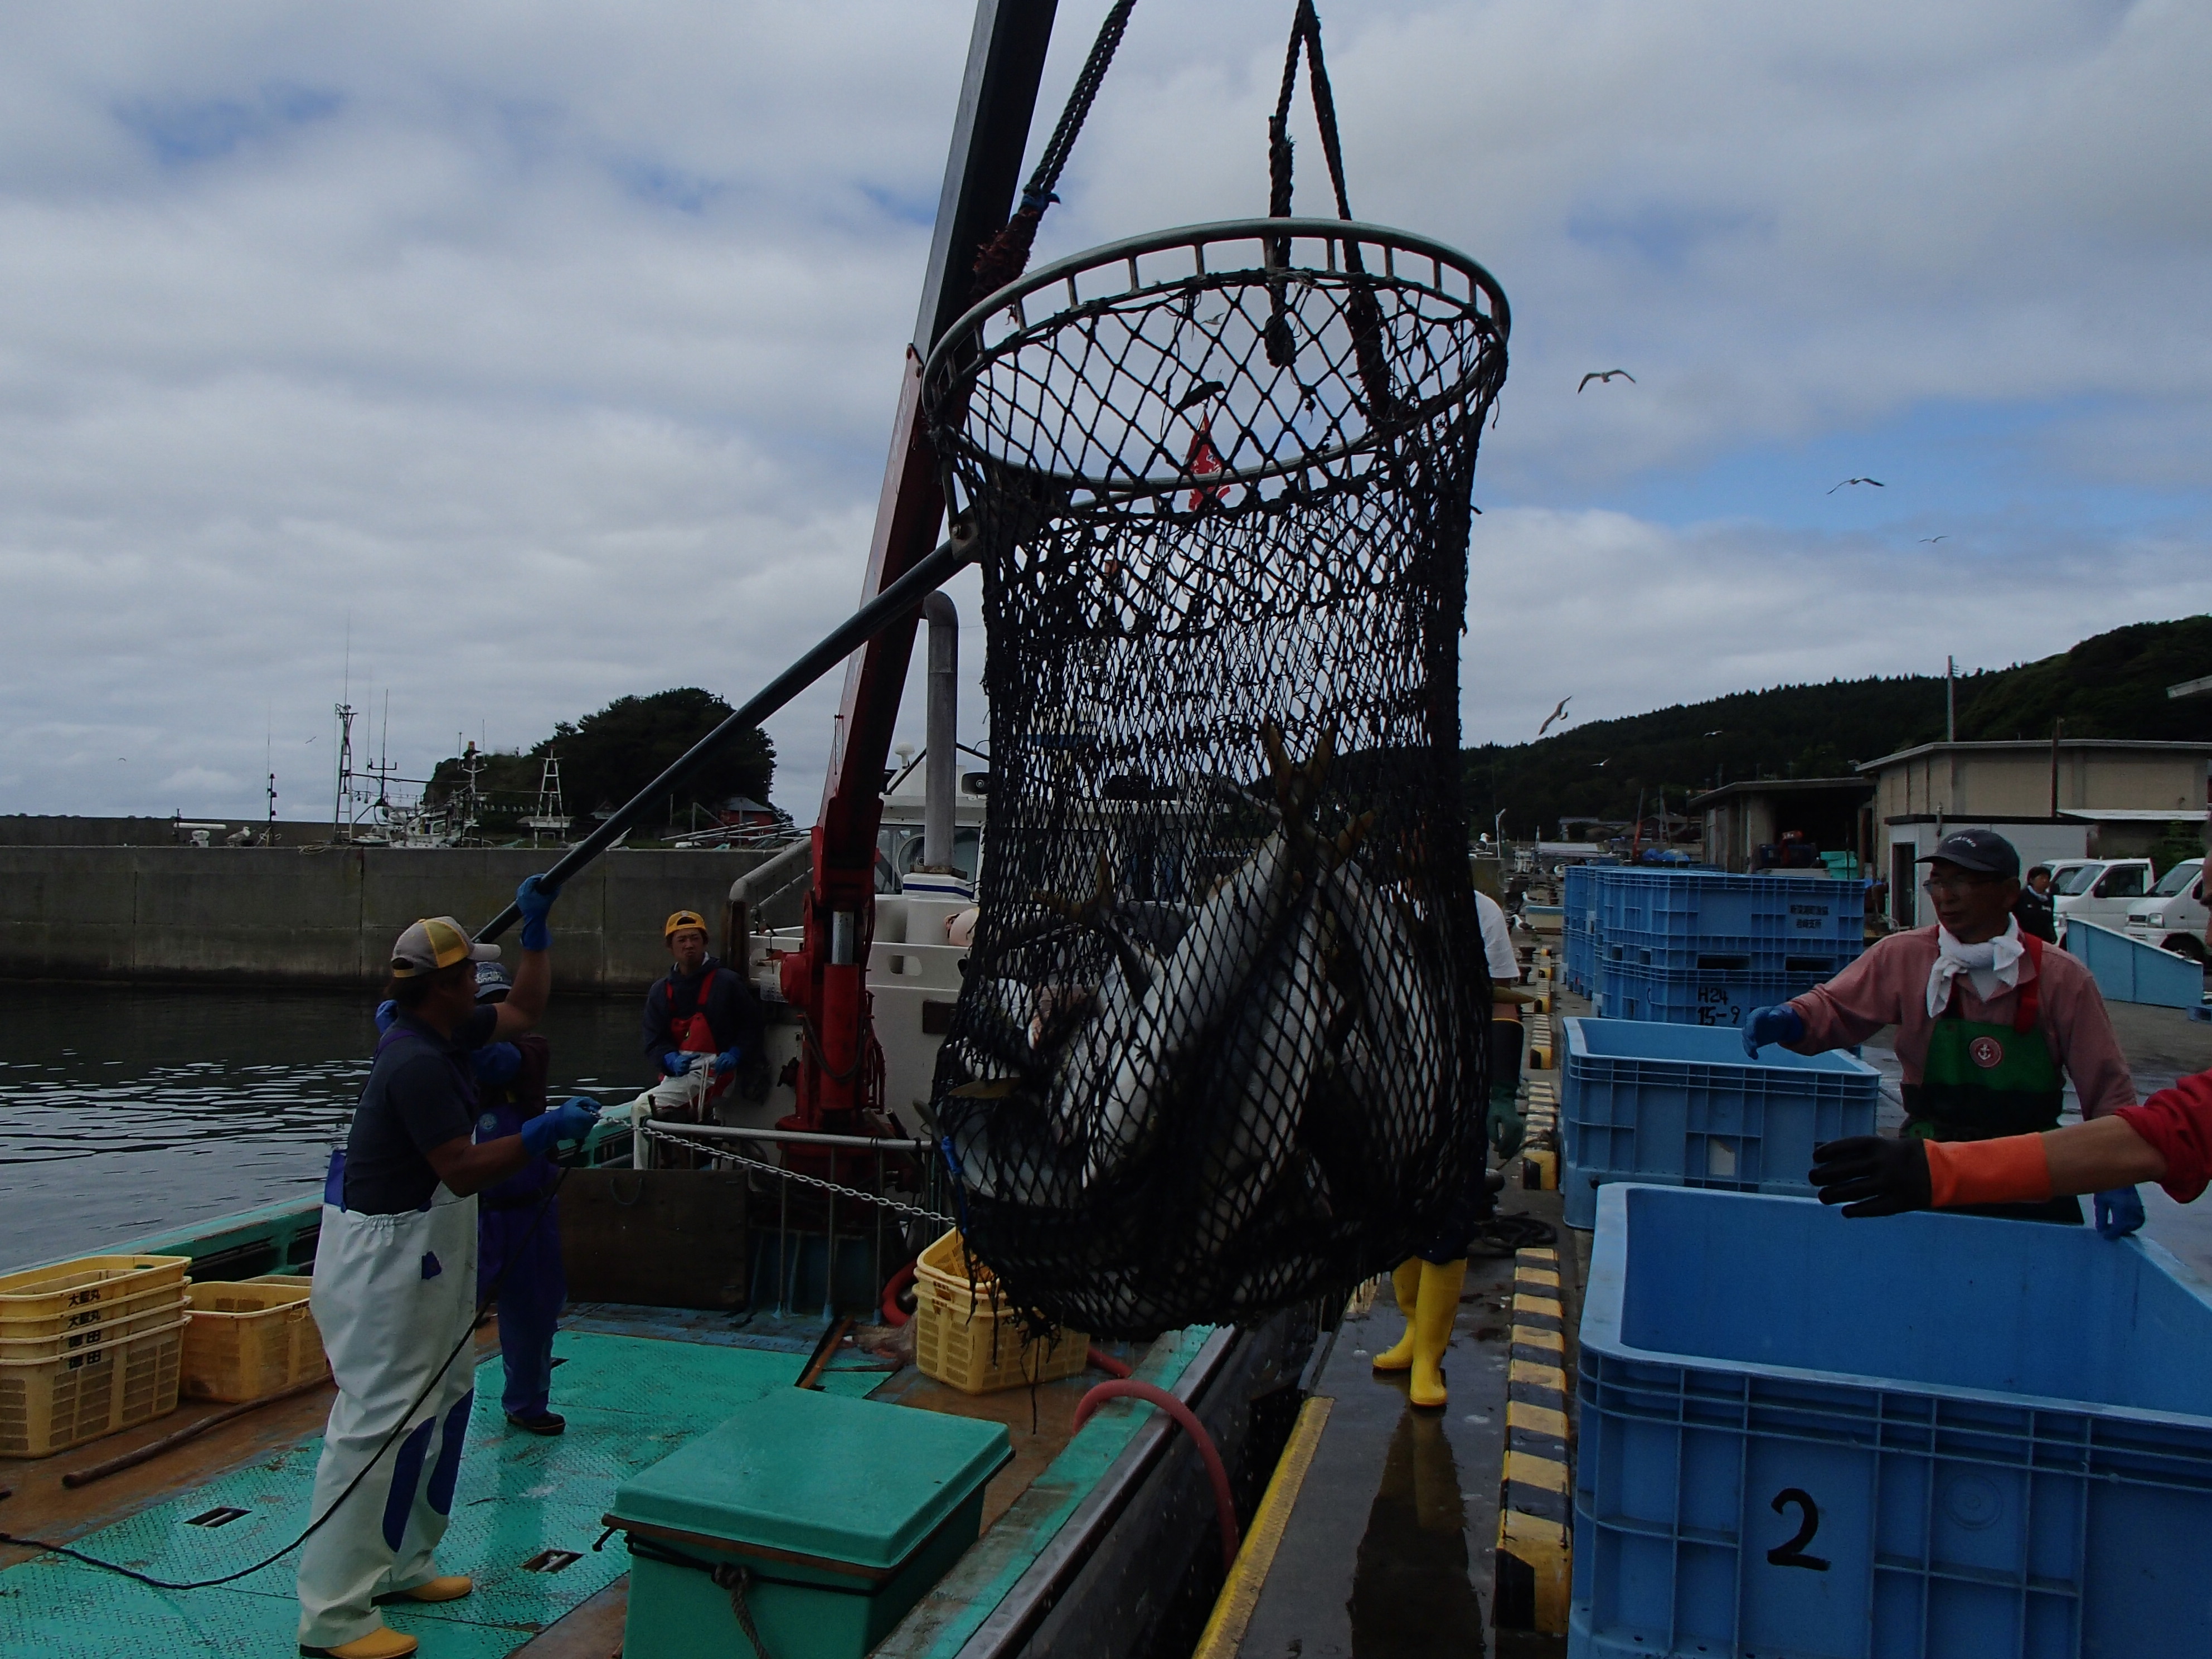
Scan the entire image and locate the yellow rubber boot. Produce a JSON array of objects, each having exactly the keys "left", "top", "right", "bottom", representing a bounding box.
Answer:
[
  {"left": 1369, "top": 1259, "right": 1424, "bottom": 1372},
  {"left": 379, "top": 1575, "right": 472, "bottom": 1604},
  {"left": 1409, "top": 1258, "right": 1467, "bottom": 1409},
  {"left": 301, "top": 1627, "right": 419, "bottom": 1659}
]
